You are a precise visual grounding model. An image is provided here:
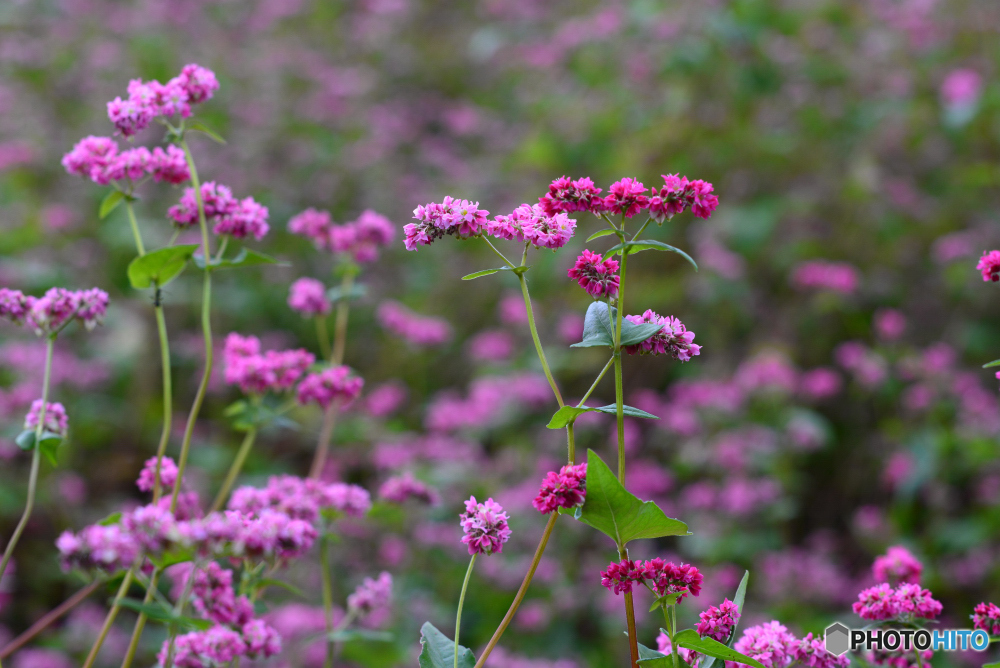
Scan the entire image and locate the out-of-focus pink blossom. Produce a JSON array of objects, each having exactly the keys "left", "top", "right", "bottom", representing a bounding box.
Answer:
[
  {"left": 873, "top": 545, "right": 922, "bottom": 585},
  {"left": 941, "top": 69, "right": 982, "bottom": 107},
  {"left": 379, "top": 472, "right": 438, "bottom": 505},
  {"left": 296, "top": 366, "right": 364, "bottom": 409},
  {"left": 288, "top": 277, "right": 331, "bottom": 316},
  {"left": 972, "top": 602, "right": 1000, "bottom": 636},
  {"left": 363, "top": 381, "right": 407, "bottom": 417},
  {"left": 346, "top": 571, "right": 392, "bottom": 619},
  {"left": 224, "top": 333, "right": 315, "bottom": 395},
  {"left": 377, "top": 301, "right": 452, "bottom": 346},
  {"left": 874, "top": 309, "right": 907, "bottom": 341},
  {"left": 976, "top": 250, "right": 1000, "bottom": 282},
  {"left": 792, "top": 261, "right": 859, "bottom": 294},
  {"left": 460, "top": 496, "right": 511, "bottom": 556},
  {"left": 799, "top": 367, "right": 842, "bottom": 400},
  {"left": 24, "top": 399, "right": 69, "bottom": 436},
  {"left": 136, "top": 456, "right": 179, "bottom": 494}
]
